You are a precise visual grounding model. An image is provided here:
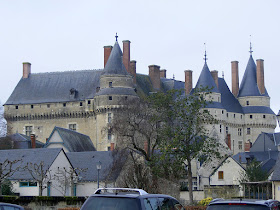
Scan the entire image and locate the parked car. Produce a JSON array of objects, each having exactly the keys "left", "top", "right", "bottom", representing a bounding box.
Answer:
[
  {"left": 80, "top": 188, "right": 185, "bottom": 210},
  {"left": 0, "top": 203, "right": 24, "bottom": 210},
  {"left": 206, "top": 198, "right": 280, "bottom": 209}
]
